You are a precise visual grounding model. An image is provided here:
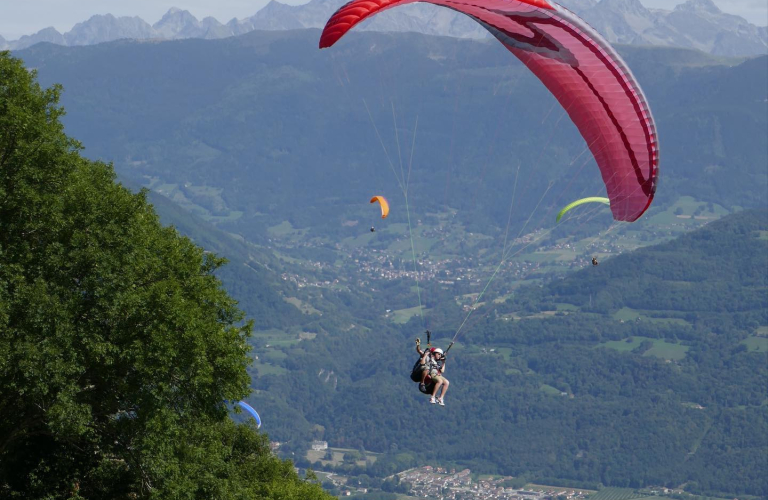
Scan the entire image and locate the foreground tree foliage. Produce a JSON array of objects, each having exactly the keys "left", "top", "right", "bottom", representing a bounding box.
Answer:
[{"left": 0, "top": 52, "right": 332, "bottom": 499}]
